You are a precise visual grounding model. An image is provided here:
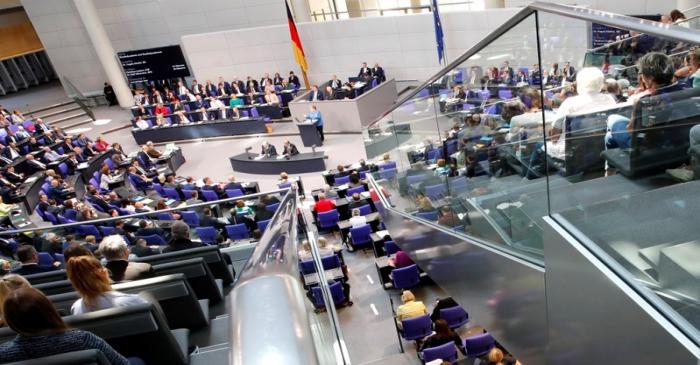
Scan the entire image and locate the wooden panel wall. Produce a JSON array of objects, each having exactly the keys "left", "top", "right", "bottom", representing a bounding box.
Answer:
[{"left": 0, "top": 21, "right": 43, "bottom": 60}]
